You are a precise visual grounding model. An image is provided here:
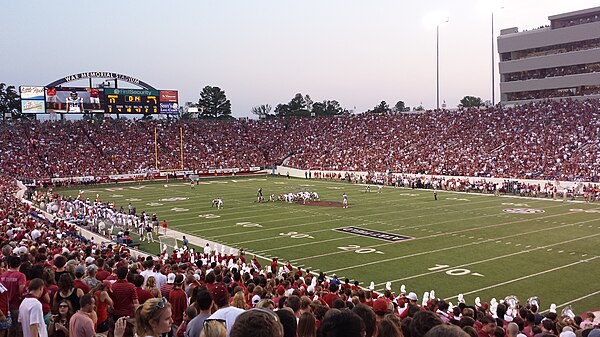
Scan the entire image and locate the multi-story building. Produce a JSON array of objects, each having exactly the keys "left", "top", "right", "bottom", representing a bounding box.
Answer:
[{"left": 498, "top": 6, "right": 600, "bottom": 104}]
